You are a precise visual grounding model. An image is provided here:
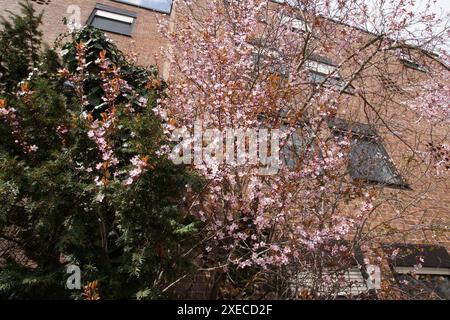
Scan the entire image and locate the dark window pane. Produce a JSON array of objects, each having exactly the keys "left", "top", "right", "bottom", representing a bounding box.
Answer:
[
  {"left": 281, "top": 126, "right": 316, "bottom": 169},
  {"left": 309, "top": 71, "right": 327, "bottom": 83},
  {"left": 328, "top": 118, "right": 377, "bottom": 138},
  {"left": 383, "top": 244, "right": 450, "bottom": 269},
  {"left": 282, "top": 130, "right": 305, "bottom": 169},
  {"left": 396, "top": 274, "right": 450, "bottom": 299},
  {"left": 309, "top": 71, "right": 352, "bottom": 92},
  {"left": 252, "top": 51, "right": 288, "bottom": 78},
  {"left": 349, "top": 138, "right": 406, "bottom": 186},
  {"left": 90, "top": 16, "right": 133, "bottom": 36},
  {"left": 329, "top": 118, "right": 408, "bottom": 188}
]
